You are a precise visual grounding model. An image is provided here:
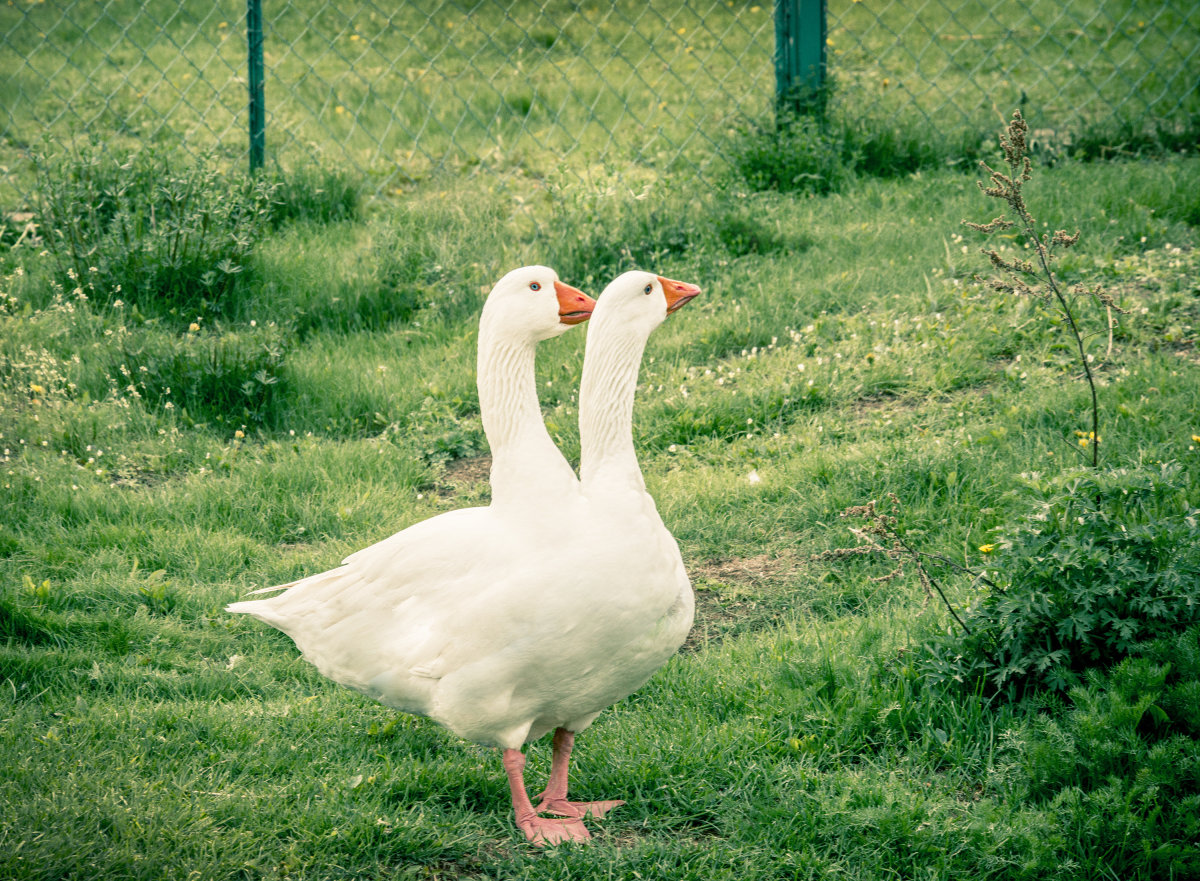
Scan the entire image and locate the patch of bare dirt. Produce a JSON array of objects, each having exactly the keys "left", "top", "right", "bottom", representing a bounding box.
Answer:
[
  {"left": 690, "top": 550, "right": 805, "bottom": 585},
  {"left": 443, "top": 454, "right": 492, "bottom": 486},
  {"left": 108, "top": 464, "right": 169, "bottom": 490},
  {"left": 682, "top": 550, "right": 809, "bottom": 653},
  {"left": 421, "top": 455, "right": 493, "bottom": 500}
]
